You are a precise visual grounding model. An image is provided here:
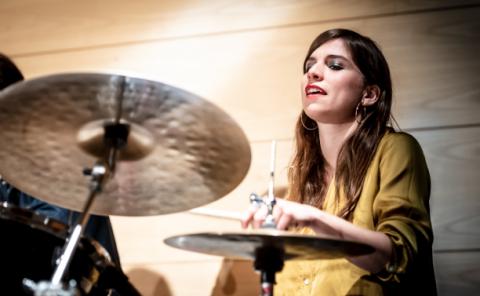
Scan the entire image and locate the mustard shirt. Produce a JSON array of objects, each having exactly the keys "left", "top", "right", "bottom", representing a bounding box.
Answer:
[{"left": 275, "top": 132, "right": 436, "bottom": 295}]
